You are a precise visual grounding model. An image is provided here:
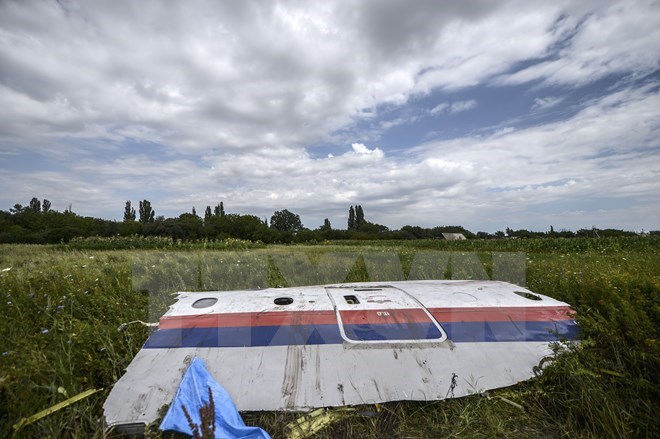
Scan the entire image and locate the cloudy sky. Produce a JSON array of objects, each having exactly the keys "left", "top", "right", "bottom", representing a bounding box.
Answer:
[{"left": 1, "top": 0, "right": 659, "bottom": 232}]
